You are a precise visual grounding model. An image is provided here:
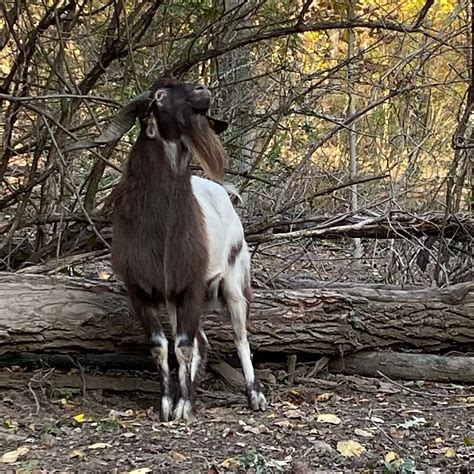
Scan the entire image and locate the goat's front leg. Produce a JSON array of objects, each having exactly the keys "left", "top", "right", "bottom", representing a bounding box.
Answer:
[
  {"left": 128, "top": 286, "right": 173, "bottom": 421},
  {"left": 172, "top": 295, "right": 205, "bottom": 421},
  {"left": 150, "top": 331, "right": 173, "bottom": 421}
]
